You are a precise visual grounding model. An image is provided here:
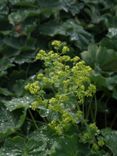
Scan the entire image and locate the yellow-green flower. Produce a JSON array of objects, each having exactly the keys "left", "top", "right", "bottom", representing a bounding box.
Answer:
[
  {"left": 51, "top": 40, "right": 62, "bottom": 48},
  {"left": 36, "top": 50, "right": 46, "bottom": 60},
  {"left": 62, "top": 46, "right": 70, "bottom": 54},
  {"left": 25, "top": 81, "right": 40, "bottom": 94}
]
